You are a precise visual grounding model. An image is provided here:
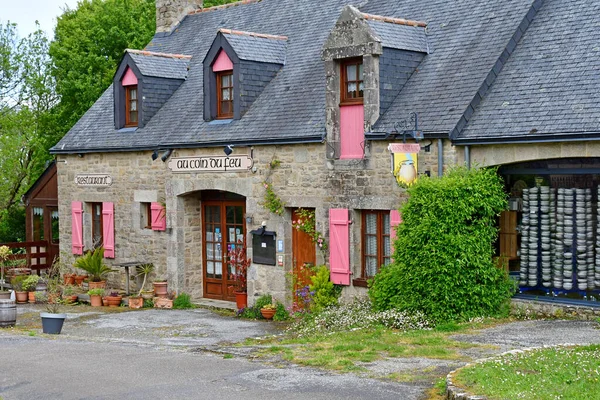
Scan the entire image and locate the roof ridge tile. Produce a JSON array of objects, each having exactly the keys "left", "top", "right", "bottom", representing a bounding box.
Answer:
[
  {"left": 190, "top": 0, "right": 260, "bottom": 15},
  {"left": 361, "top": 12, "right": 427, "bottom": 28},
  {"left": 127, "top": 49, "right": 192, "bottom": 60},
  {"left": 219, "top": 28, "right": 287, "bottom": 41}
]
